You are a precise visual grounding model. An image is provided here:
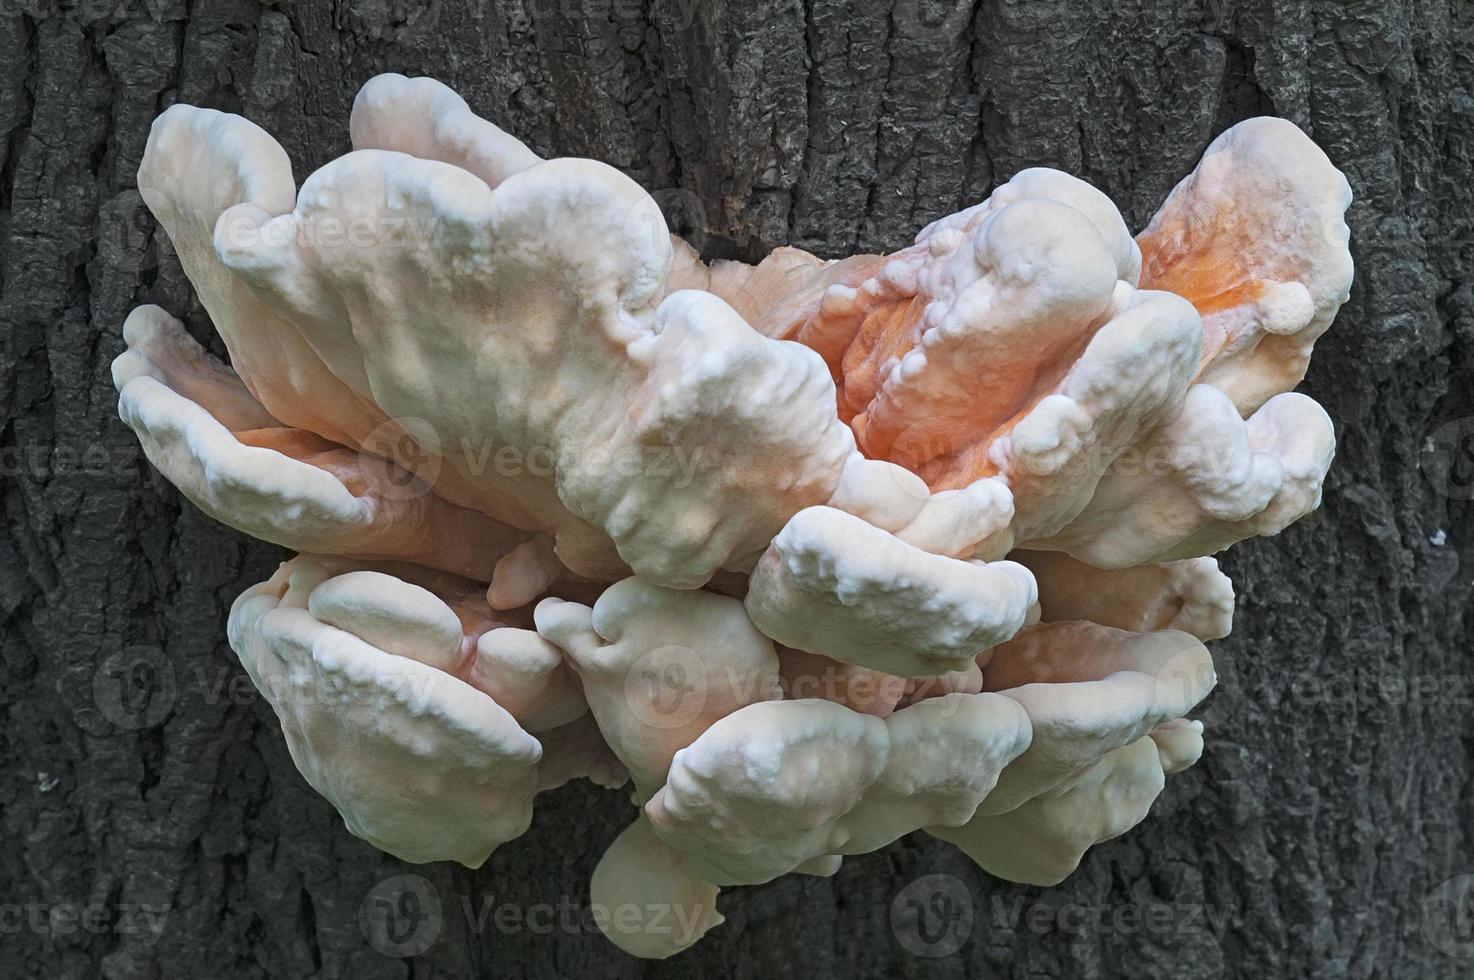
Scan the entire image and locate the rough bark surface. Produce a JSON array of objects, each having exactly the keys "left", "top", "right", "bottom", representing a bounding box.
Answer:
[{"left": 1, "top": 1, "right": 1471, "bottom": 977}]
